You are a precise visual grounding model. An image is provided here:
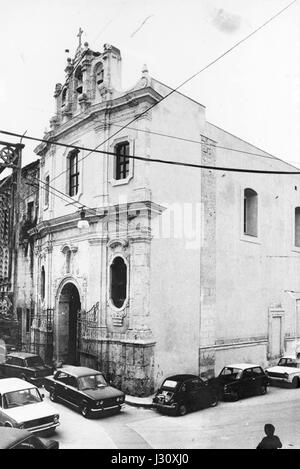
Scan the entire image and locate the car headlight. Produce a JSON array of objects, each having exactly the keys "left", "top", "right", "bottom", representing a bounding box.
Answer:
[
  {"left": 18, "top": 423, "right": 25, "bottom": 429},
  {"left": 99, "top": 400, "right": 104, "bottom": 405},
  {"left": 53, "top": 415, "right": 59, "bottom": 424},
  {"left": 284, "top": 373, "right": 289, "bottom": 379}
]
